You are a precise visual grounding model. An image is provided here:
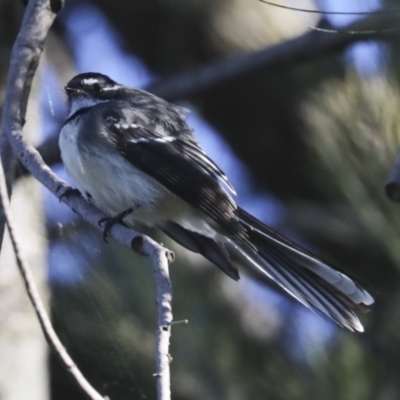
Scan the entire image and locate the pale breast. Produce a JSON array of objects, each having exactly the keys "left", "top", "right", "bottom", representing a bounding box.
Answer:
[
  {"left": 59, "top": 117, "right": 219, "bottom": 238},
  {"left": 60, "top": 120, "right": 169, "bottom": 216}
]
